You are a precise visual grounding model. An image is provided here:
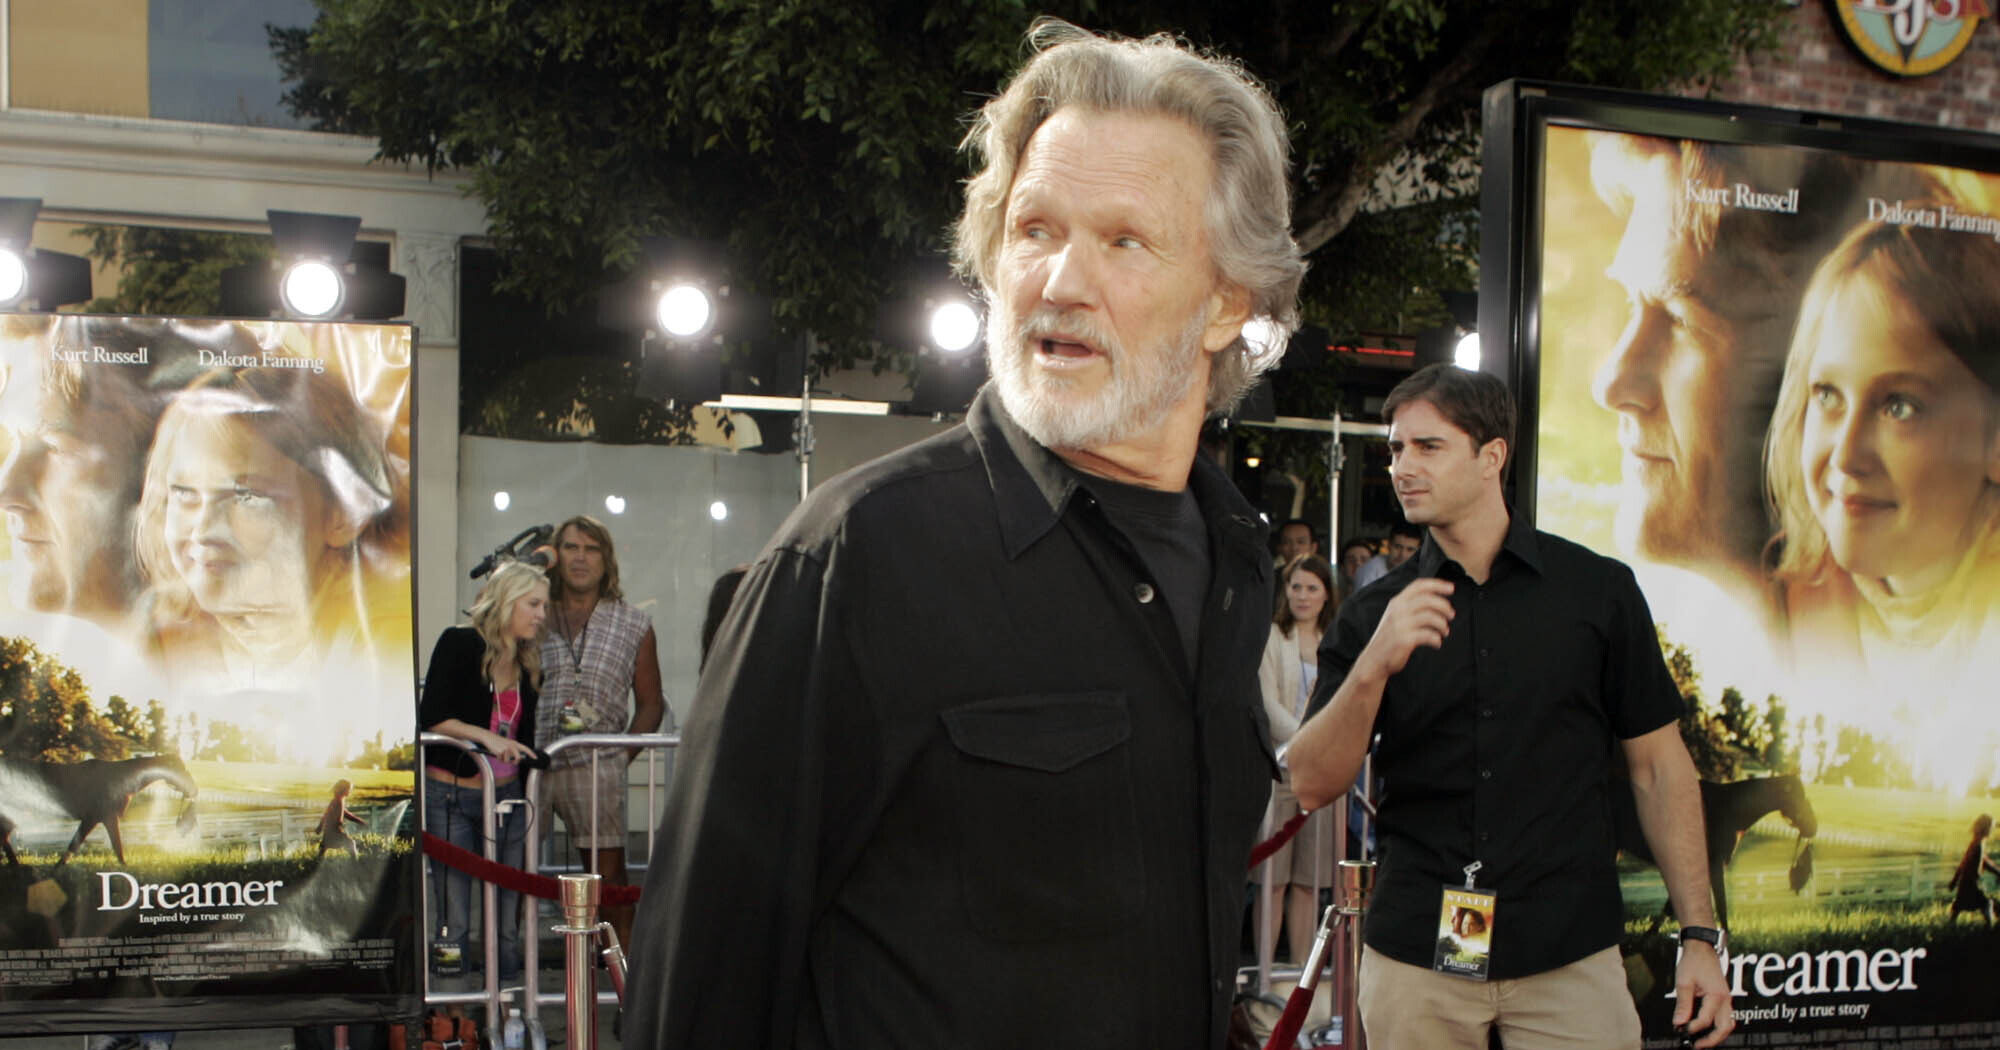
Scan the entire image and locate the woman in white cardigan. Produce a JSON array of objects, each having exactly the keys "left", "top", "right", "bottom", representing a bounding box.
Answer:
[{"left": 1256, "top": 553, "right": 1337, "bottom": 963}]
